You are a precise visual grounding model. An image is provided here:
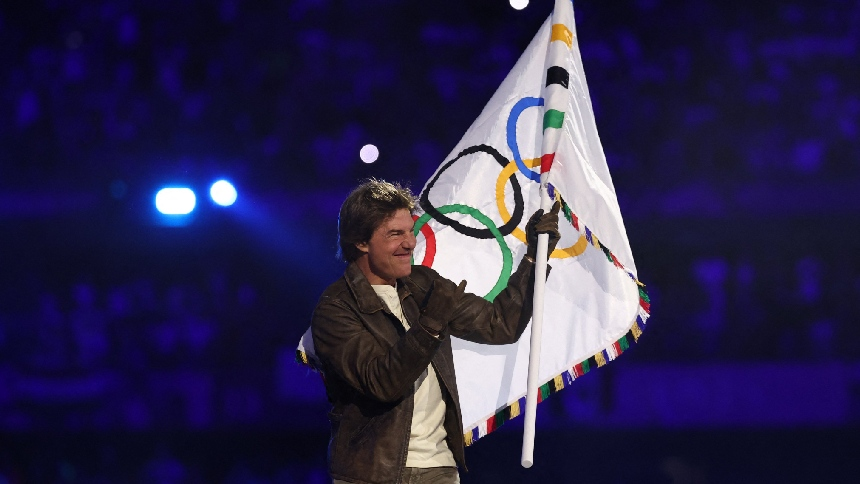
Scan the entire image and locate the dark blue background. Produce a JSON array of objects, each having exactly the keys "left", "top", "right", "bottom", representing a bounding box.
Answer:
[{"left": 1, "top": 0, "right": 858, "bottom": 482}]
